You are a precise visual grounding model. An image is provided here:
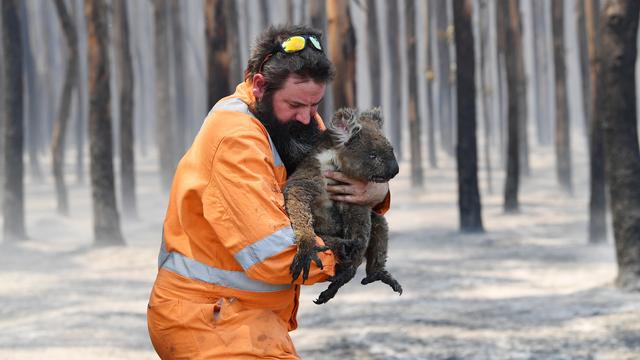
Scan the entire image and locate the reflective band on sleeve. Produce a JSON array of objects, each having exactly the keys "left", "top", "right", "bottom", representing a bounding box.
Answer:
[
  {"left": 208, "top": 97, "right": 284, "bottom": 169},
  {"left": 158, "top": 236, "right": 291, "bottom": 293},
  {"left": 234, "top": 226, "right": 295, "bottom": 270}
]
